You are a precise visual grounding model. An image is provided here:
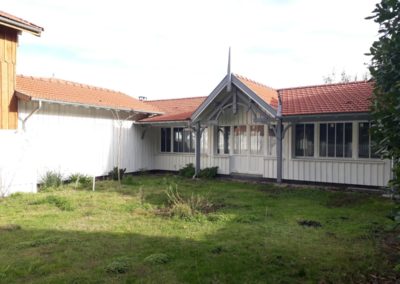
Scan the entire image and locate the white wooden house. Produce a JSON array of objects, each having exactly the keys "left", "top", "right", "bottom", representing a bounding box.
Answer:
[{"left": 0, "top": 10, "right": 392, "bottom": 195}]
